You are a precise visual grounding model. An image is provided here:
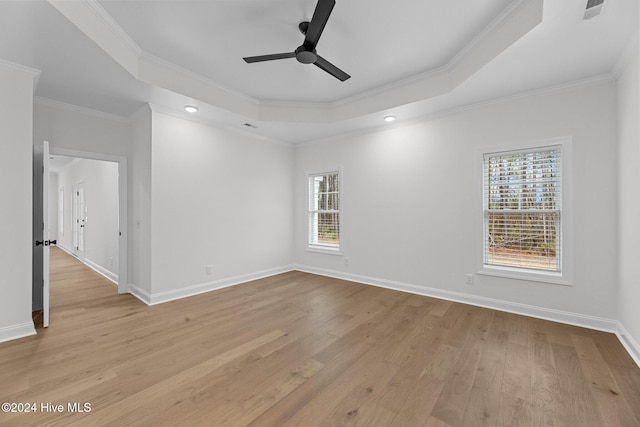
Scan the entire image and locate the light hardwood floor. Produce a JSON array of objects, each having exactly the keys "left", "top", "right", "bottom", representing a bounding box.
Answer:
[{"left": 1, "top": 247, "right": 639, "bottom": 426}]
